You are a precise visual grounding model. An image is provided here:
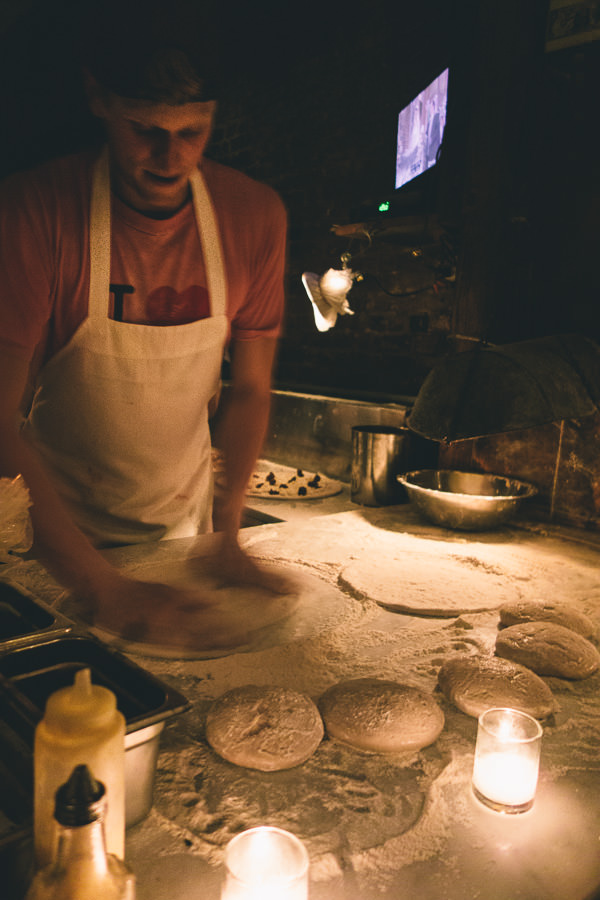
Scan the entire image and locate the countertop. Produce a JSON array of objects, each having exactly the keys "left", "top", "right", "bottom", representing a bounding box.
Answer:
[{"left": 7, "top": 501, "right": 600, "bottom": 900}]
